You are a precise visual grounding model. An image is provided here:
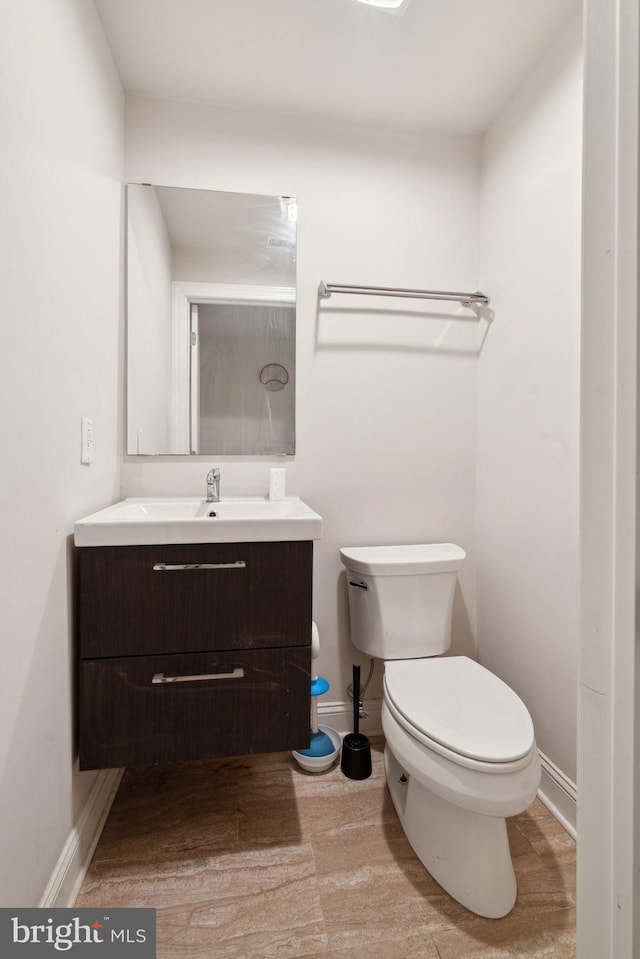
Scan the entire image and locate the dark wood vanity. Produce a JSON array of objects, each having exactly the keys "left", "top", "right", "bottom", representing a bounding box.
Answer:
[{"left": 77, "top": 541, "right": 313, "bottom": 770}]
